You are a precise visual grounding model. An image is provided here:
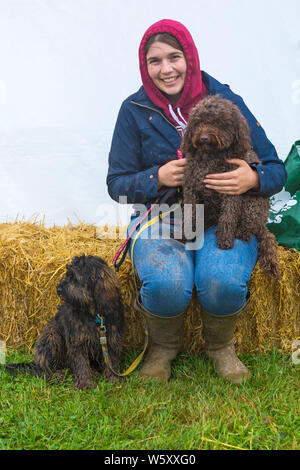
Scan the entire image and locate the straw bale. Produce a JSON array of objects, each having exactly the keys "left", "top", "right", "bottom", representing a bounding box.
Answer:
[{"left": 0, "top": 221, "right": 299, "bottom": 354}]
